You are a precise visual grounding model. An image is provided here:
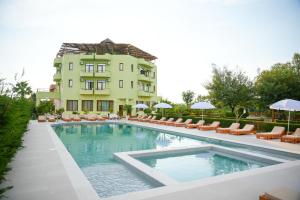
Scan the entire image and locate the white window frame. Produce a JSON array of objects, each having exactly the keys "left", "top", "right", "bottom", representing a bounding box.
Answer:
[
  {"left": 85, "top": 80, "right": 93, "bottom": 90},
  {"left": 119, "top": 63, "right": 124, "bottom": 71},
  {"left": 97, "top": 80, "right": 106, "bottom": 90},
  {"left": 85, "top": 64, "right": 94, "bottom": 72},
  {"left": 68, "top": 79, "right": 73, "bottom": 88},
  {"left": 69, "top": 62, "right": 73, "bottom": 70},
  {"left": 119, "top": 80, "right": 123, "bottom": 88},
  {"left": 97, "top": 64, "right": 106, "bottom": 73}
]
